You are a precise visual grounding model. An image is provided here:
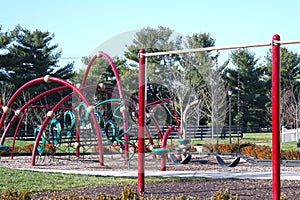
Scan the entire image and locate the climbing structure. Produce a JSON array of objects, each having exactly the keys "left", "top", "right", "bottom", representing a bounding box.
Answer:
[{"left": 0, "top": 51, "right": 181, "bottom": 168}]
